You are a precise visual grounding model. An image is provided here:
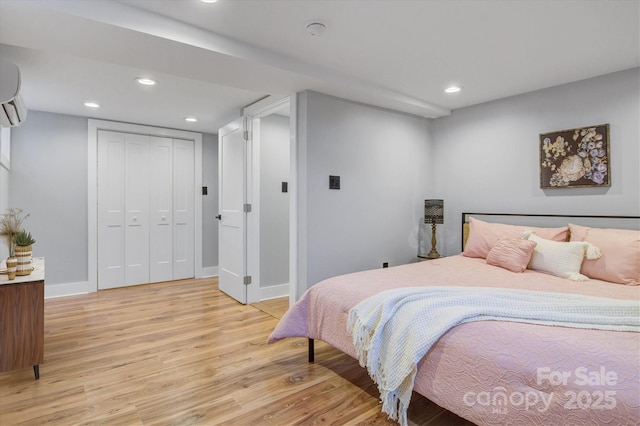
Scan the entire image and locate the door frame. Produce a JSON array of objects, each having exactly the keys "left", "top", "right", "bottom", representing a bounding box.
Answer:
[
  {"left": 88, "top": 119, "right": 203, "bottom": 293},
  {"left": 243, "top": 94, "right": 298, "bottom": 305}
]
